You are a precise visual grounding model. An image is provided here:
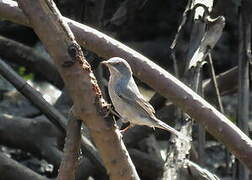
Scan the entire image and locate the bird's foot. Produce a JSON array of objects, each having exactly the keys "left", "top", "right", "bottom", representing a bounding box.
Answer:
[
  {"left": 105, "top": 104, "right": 120, "bottom": 118},
  {"left": 120, "top": 123, "right": 133, "bottom": 133}
]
